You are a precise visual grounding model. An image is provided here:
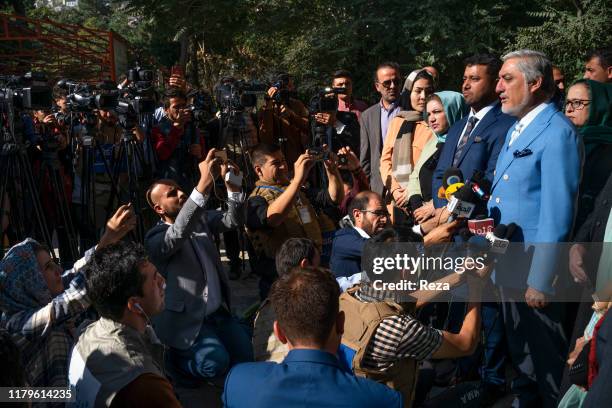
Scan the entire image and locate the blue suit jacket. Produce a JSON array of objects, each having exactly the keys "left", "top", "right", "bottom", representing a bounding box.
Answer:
[
  {"left": 330, "top": 227, "right": 368, "bottom": 278},
  {"left": 488, "top": 103, "right": 582, "bottom": 294},
  {"left": 223, "top": 349, "right": 403, "bottom": 408},
  {"left": 433, "top": 103, "right": 514, "bottom": 207}
]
